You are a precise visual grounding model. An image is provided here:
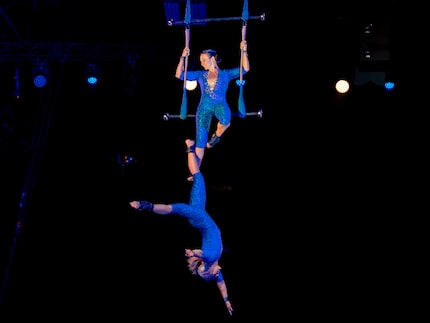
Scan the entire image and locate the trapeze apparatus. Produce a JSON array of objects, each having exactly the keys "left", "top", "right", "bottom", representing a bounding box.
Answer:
[{"left": 166, "top": 0, "right": 265, "bottom": 120}]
